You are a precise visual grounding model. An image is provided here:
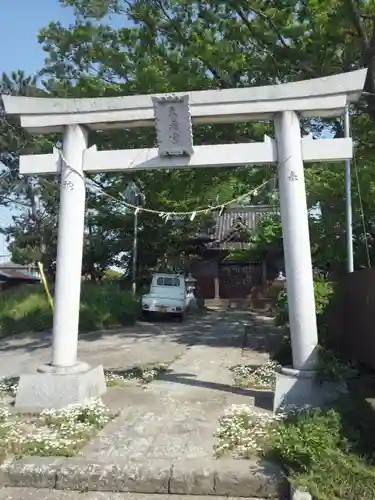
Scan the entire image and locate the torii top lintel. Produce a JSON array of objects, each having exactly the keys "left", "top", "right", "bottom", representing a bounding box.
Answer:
[{"left": 1, "top": 69, "right": 367, "bottom": 134}]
